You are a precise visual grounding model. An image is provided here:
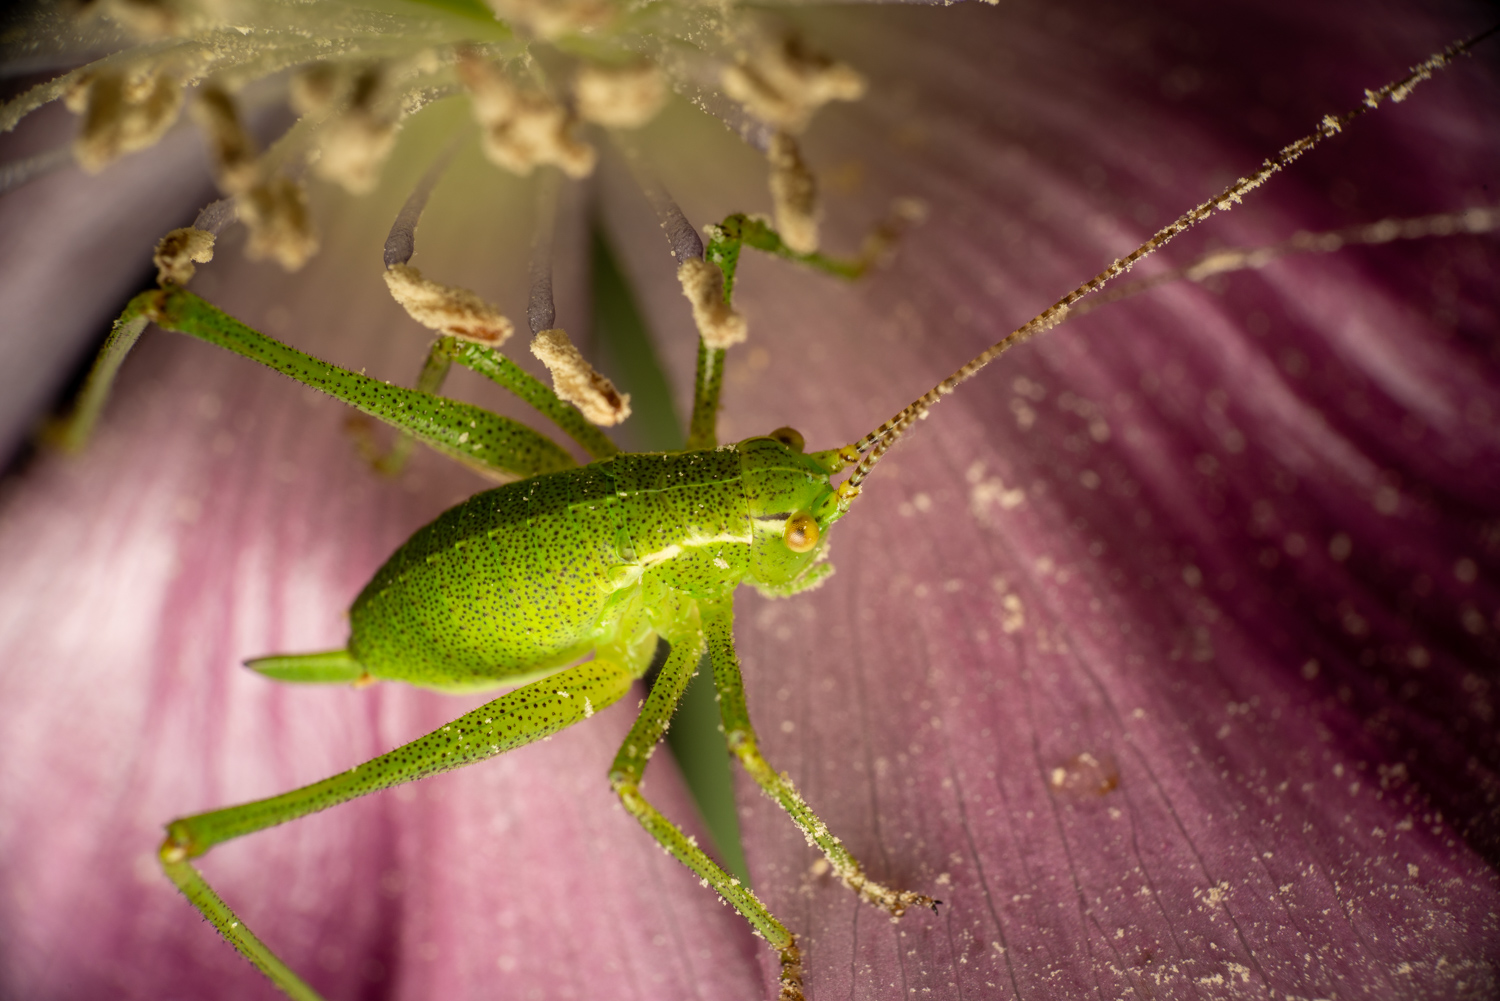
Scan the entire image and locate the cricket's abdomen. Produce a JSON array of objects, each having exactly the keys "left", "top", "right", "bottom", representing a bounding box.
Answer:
[
  {"left": 347, "top": 448, "right": 755, "bottom": 690},
  {"left": 349, "top": 462, "right": 630, "bottom": 690}
]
